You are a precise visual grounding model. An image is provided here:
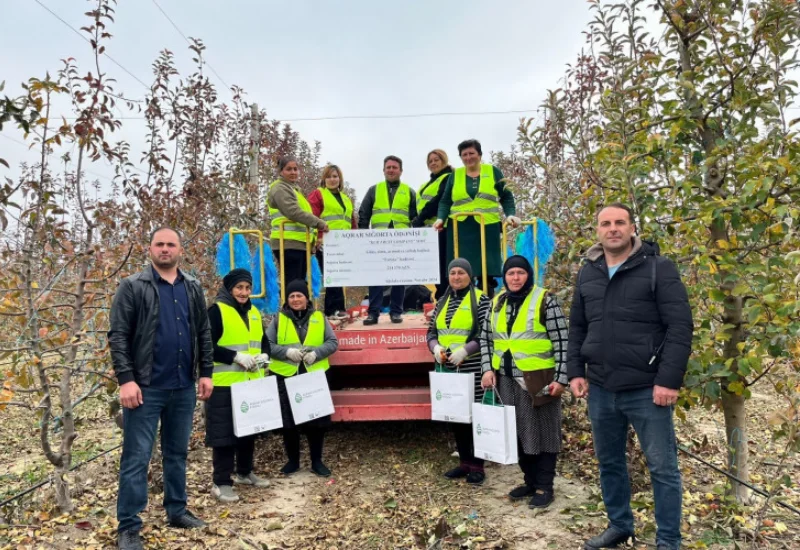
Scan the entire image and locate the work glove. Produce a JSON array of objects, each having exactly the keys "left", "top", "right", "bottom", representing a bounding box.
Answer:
[
  {"left": 303, "top": 351, "right": 318, "bottom": 365},
  {"left": 254, "top": 353, "right": 270, "bottom": 367},
  {"left": 432, "top": 345, "right": 447, "bottom": 364},
  {"left": 234, "top": 352, "right": 258, "bottom": 372},
  {"left": 448, "top": 347, "right": 470, "bottom": 366},
  {"left": 506, "top": 215, "right": 522, "bottom": 228},
  {"left": 286, "top": 348, "right": 304, "bottom": 363}
]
